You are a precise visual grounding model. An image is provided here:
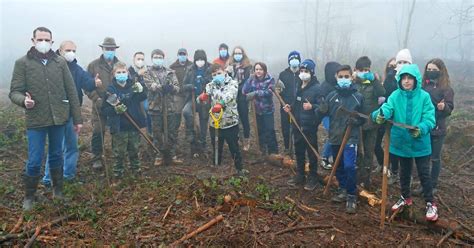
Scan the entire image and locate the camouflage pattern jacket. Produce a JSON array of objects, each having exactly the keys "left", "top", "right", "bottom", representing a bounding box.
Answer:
[
  {"left": 143, "top": 65, "right": 180, "bottom": 114},
  {"left": 206, "top": 76, "right": 239, "bottom": 129}
]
